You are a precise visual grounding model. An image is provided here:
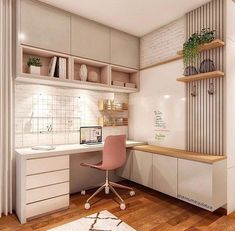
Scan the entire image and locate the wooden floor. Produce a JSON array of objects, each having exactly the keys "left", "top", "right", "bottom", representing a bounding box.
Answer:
[{"left": 1, "top": 181, "right": 235, "bottom": 231}]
